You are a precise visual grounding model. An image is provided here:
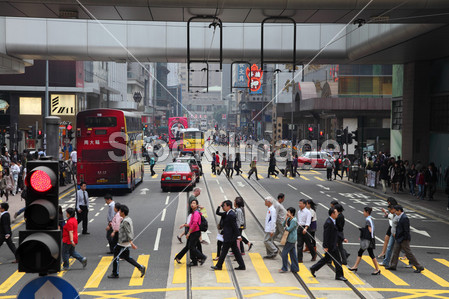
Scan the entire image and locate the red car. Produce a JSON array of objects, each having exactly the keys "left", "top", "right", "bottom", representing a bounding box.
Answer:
[
  {"left": 297, "top": 151, "right": 333, "bottom": 168},
  {"left": 161, "top": 163, "right": 196, "bottom": 192},
  {"left": 175, "top": 156, "right": 201, "bottom": 183}
]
